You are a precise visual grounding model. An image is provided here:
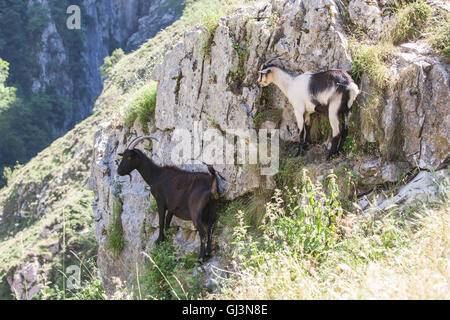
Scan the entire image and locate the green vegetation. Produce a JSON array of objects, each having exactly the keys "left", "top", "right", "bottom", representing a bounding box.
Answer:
[
  {"left": 253, "top": 108, "right": 283, "bottom": 128},
  {"left": 0, "top": 90, "right": 98, "bottom": 299},
  {"left": 0, "top": 0, "right": 86, "bottom": 187},
  {"left": 136, "top": 239, "right": 202, "bottom": 300},
  {"left": 123, "top": 82, "right": 158, "bottom": 131},
  {"left": 231, "top": 38, "right": 249, "bottom": 81},
  {"left": 107, "top": 194, "right": 125, "bottom": 257},
  {"left": 212, "top": 169, "right": 449, "bottom": 299},
  {"left": 0, "top": 0, "right": 267, "bottom": 300},
  {"left": 276, "top": 156, "right": 306, "bottom": 190},
  {"left": 428, "top": 12, "right": 450, "bottom": 63},
  {"left": 100, "top": 48, "right": 125, "bottom": 79},
  {"left": 37, "top": 257, "right": 106, "bottom": 300},
  {"left": 389, "top": 0, "right": 432, "bottom": 44},
  {"left": 350, "top": 42, "right": 393, "bottom": 89},
  {"left": 201, "top": 16, "right": 220, "bottom": 60},
  {"left": 197, "top": 0, "right": 260, "bottom": 60},
  {"left": 253, "top": 86, "right": 283, "bottom": 129},
  {"left": 217, "top": 189, "right": 272, "bottom": 232}
]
